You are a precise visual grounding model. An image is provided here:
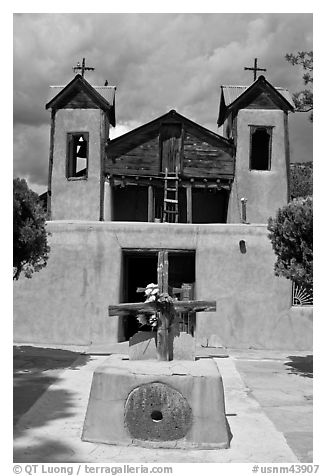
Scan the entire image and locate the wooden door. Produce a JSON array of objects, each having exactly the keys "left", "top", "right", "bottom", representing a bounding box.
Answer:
[{"left": 160, "top": 123, "right": 182, "bottom": 173}]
